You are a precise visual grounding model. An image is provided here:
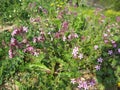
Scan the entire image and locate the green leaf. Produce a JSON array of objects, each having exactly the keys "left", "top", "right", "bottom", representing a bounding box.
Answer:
[{"left": 28, "top": 63, "right": 50, "bottom": 71}]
